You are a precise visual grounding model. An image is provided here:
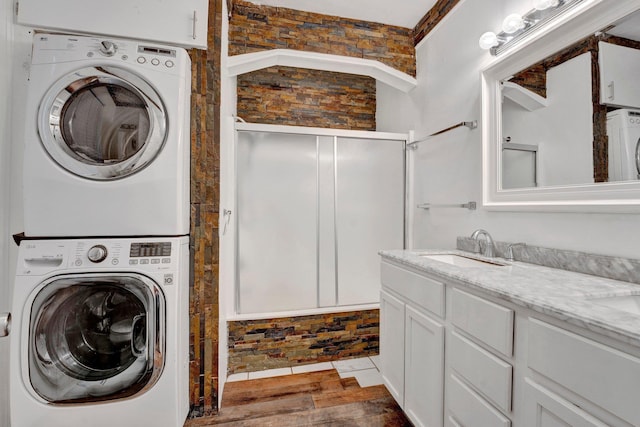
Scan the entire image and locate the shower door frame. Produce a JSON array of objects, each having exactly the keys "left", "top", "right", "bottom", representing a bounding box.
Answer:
[{"left": 232, "top": 122, "right": 409, "bottom": 318}]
